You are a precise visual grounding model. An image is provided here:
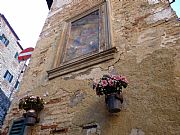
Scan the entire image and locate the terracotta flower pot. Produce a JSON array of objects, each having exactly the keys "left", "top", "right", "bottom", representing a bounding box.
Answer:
[
  {"left": 105, "top": 94, "right": 123, "bottom": 113},
  {"left": 24, "top": 110, "right": 37, "bottom": 126}
]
